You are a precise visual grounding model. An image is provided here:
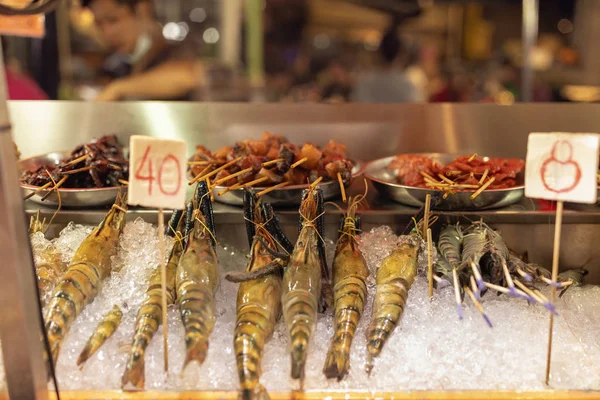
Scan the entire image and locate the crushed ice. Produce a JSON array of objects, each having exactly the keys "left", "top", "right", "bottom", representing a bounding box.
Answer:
[{"left": 10, "top": 222, "right": 600, "bottom": 392}]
